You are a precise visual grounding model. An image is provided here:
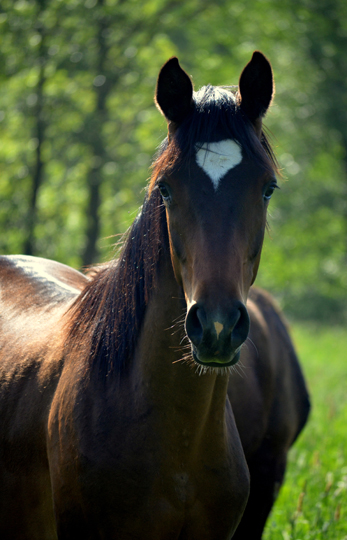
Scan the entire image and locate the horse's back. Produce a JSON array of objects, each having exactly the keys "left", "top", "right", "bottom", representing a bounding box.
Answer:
[
  {"left": 0, "top": 254, "right": 88, "bottom": 423},
  {"left": 0, "top": 255, "right": 87, "bottom": 540},
  {"left": 0, "top": 254, "right": 87, "bottom": 305},
  {"left": 0, "top": 254, "right": 87, "bottom": 376}
]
